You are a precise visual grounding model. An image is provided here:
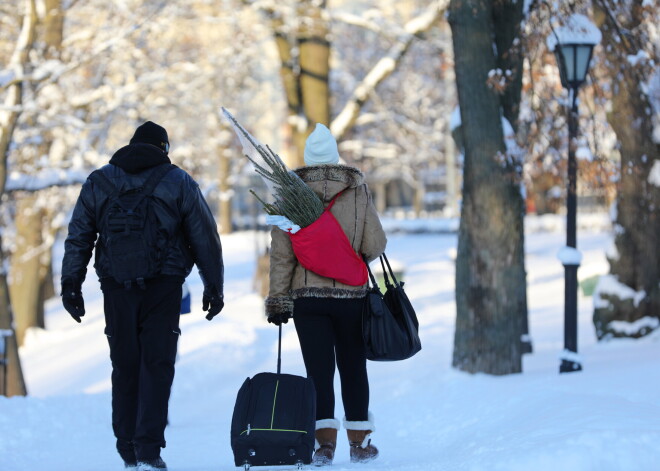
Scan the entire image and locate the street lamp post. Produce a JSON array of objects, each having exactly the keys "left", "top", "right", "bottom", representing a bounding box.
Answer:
[{"left": 547, "top": 14, "right": 600, "bottom": 374}]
